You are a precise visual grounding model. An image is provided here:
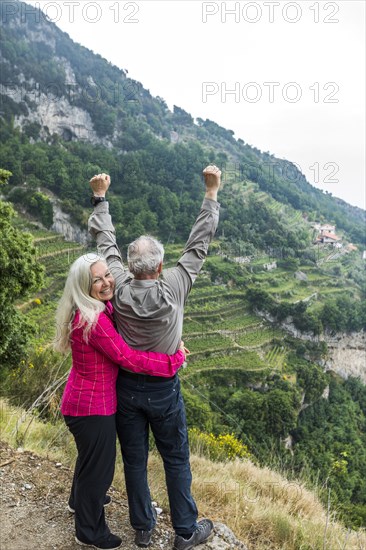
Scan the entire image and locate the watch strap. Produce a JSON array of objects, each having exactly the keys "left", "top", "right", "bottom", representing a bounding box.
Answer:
[{"left": 90, "top": 196, "right": 106, "bottom": 206}]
